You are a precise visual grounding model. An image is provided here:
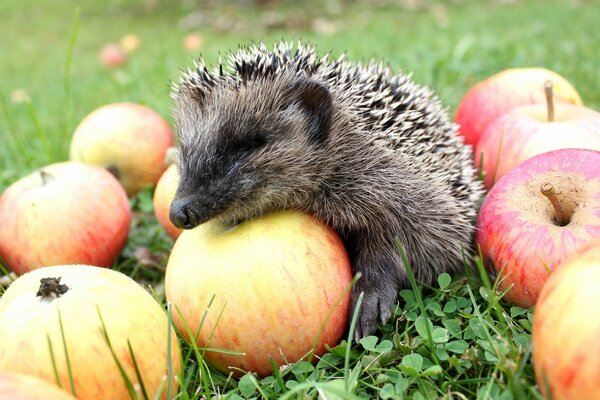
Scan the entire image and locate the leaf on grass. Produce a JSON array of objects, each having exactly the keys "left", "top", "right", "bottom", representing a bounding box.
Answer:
[
  {"left": 291, "top": 360, "right": 314, "bottom": 374},
  {"left": 359, "top": 335, "right": 379, "bottom": 351},
  {"left": 238, "top": 373, "right": 256, "bottom": 397},
  {"left": 437, "top": 273, "right": 451, "bottom": 289},
  {"left": 432, "top": 327, "right": 449, "bottom": 343},
  {"left": 414, "top": 316, "right": 433, "bottom": 339},
  {"left": 401, "top": 353, "right": 423, "bottom": 371},
  {"left": 446, "top": 340, "right": 469, "bottom": 354},
  {"left": 443, "top": 319, "right": 462, "bottom": 338}
]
